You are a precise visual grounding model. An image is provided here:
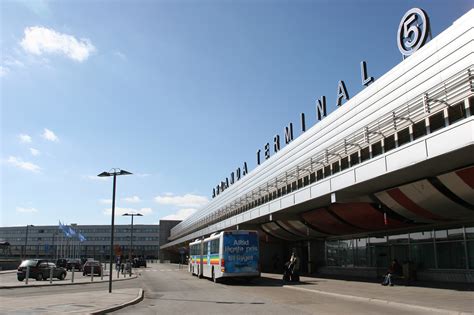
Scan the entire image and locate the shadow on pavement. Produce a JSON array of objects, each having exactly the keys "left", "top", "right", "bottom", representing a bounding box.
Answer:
[{"left": 301, "top": 273, "right": 474, "bottom": 292}]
